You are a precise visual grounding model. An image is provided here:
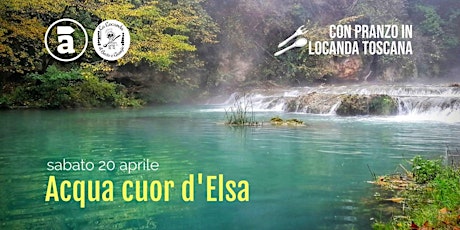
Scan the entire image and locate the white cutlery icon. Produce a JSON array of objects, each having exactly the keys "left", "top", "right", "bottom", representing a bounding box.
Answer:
[
  {"left": 278, "top": 25, "right": 308, "bottom": 48},
  {"left": 274, "top": 38, "right": 308, "bottom": 56},
  {"left": 275, "top": 25, "right": 308, "bottom": 56}
]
